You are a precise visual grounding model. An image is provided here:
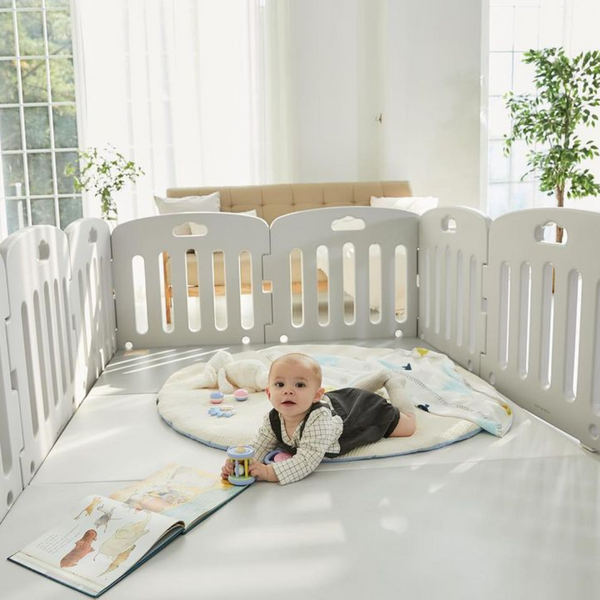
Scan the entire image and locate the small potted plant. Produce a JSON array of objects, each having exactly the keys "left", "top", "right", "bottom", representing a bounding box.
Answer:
[
  {"left": 504, "top": 47, "right": 600, "bottom": 241},
  {"left": 65, "top": 146, "right": 145, "bottom": 223}
]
